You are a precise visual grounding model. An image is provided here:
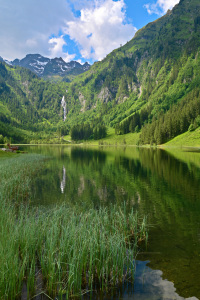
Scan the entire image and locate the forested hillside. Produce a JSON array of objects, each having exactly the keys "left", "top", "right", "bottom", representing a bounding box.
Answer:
[
  {"left": 1, "top": 0, "right": 200, "bottom": 145},
  {"left": 0, "top": 62, "right": 68, "bottom": 142},
  {"left": 61, "top": 0, "right": 200, "bottom": 144}
]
